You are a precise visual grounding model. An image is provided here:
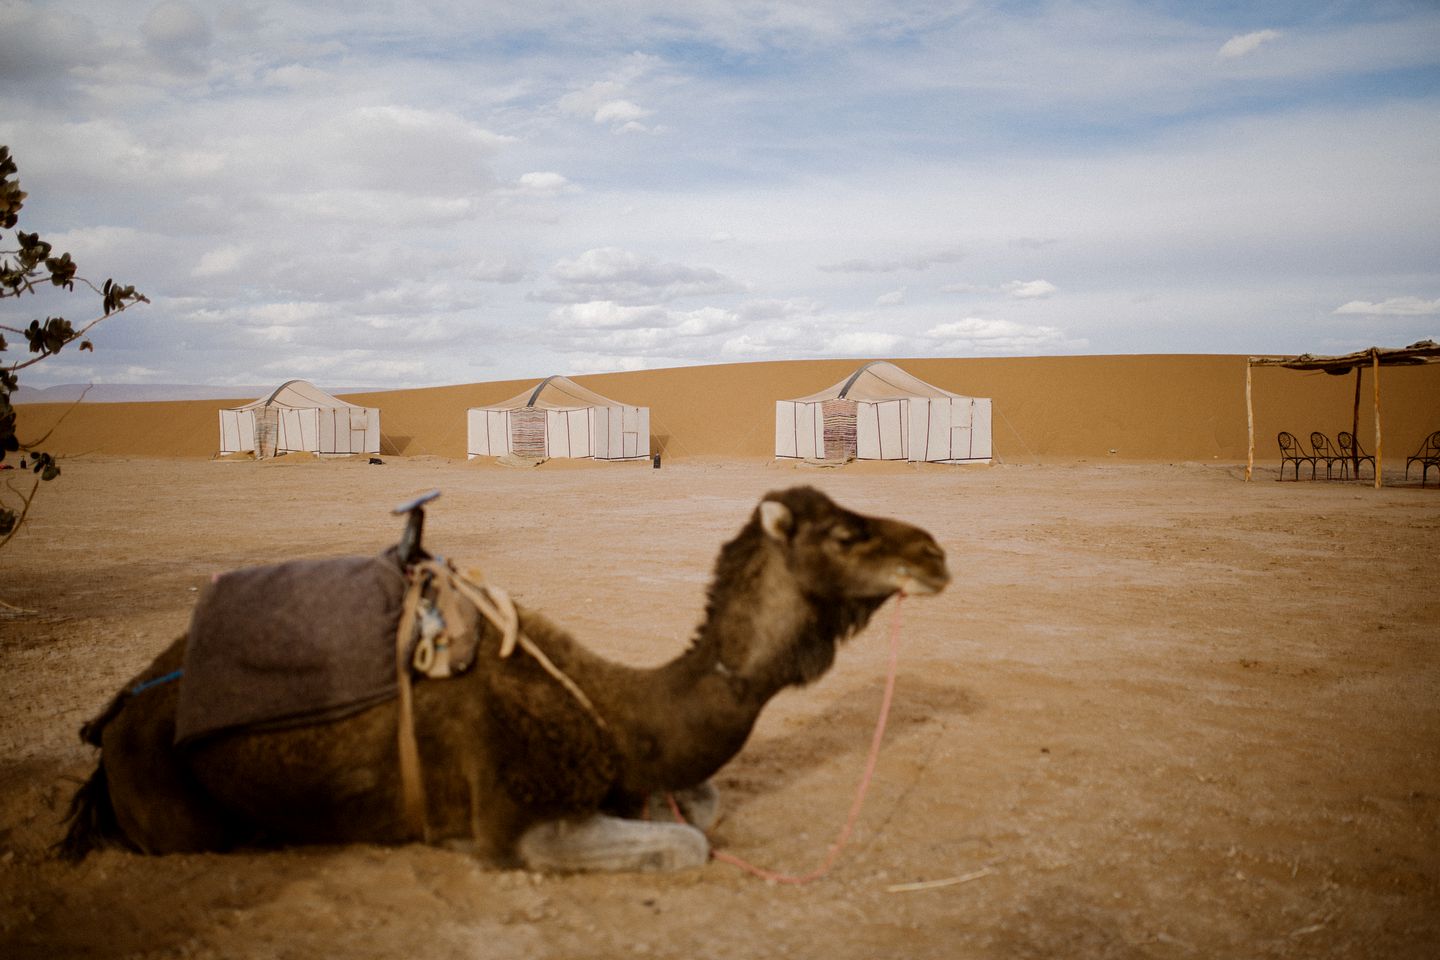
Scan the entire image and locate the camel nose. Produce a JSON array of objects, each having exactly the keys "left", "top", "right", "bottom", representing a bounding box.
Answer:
[{"left": 895, "top": 559, "right": 949, "bottom": 595}]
